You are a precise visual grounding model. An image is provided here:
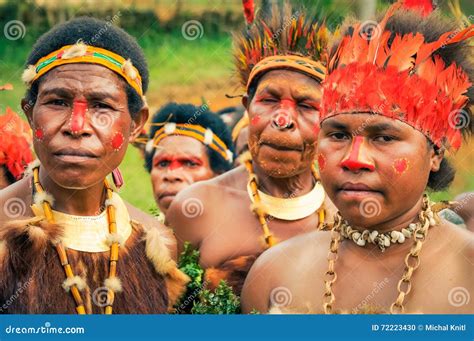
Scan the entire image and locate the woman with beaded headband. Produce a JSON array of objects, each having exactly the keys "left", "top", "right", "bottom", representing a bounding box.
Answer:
[
  {"left": 140, "top": 102, "right": 234, "bottom": 220},
  {"left": 166, "top": 2, "right": 336, "bottom": 304},
  {"left": 0, "top": 17, "right": 188, "bottom": 314},
  {"left": 241, "top": 1, "right": 474, "bottom": 314}
]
